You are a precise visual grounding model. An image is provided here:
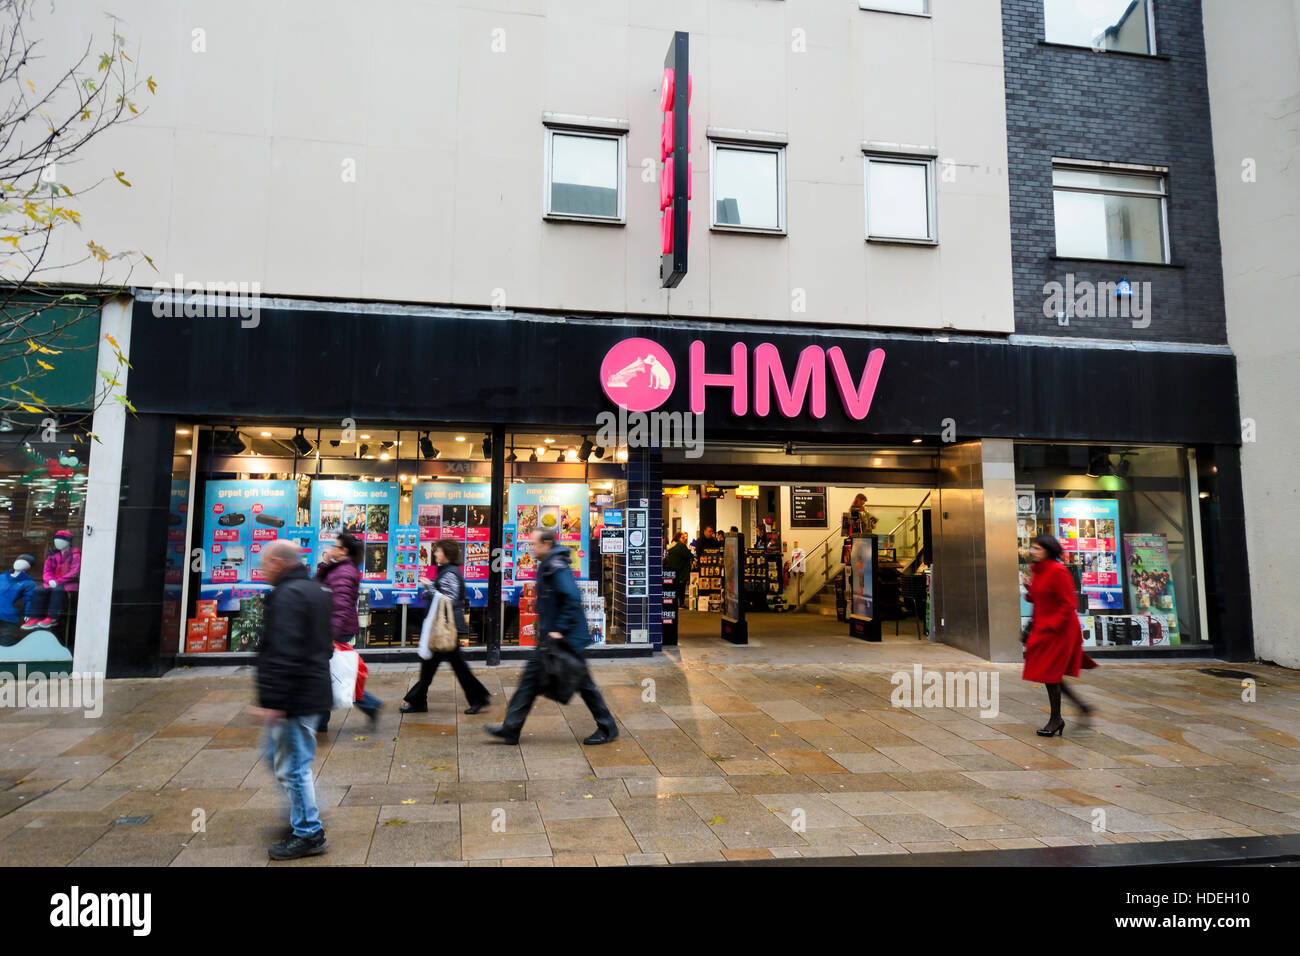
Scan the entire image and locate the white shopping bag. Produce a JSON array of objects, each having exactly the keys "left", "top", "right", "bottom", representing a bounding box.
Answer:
[
  {"left": 415, "top": 594, "right": 439, "bottom": 661},
  {"left": 329, "top": 644, "right": 359, "bottom": 709}
]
